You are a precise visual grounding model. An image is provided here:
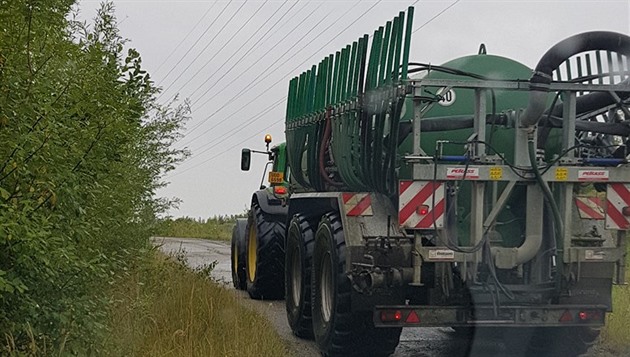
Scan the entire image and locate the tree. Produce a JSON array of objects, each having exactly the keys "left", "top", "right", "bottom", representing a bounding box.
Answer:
[{"left": 0, "top": 1, "right": 188, "bottom": 353}]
